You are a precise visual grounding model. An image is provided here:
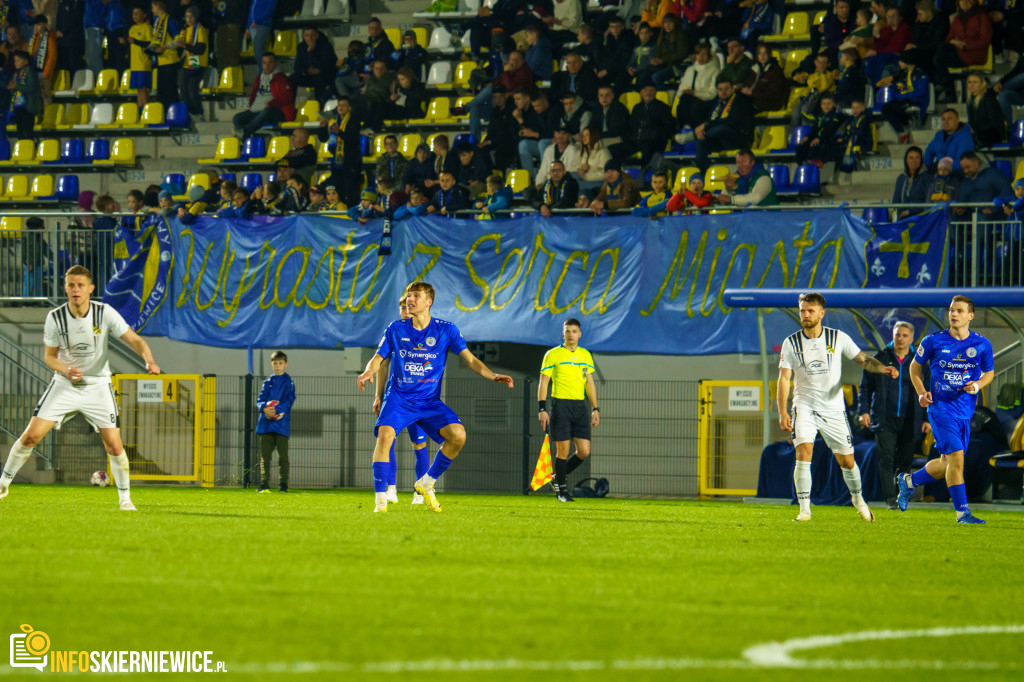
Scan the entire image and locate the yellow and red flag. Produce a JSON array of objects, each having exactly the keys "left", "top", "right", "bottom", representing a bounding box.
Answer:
[{"left": 530, "top": 435, "right": 553, "bottom": 490}]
